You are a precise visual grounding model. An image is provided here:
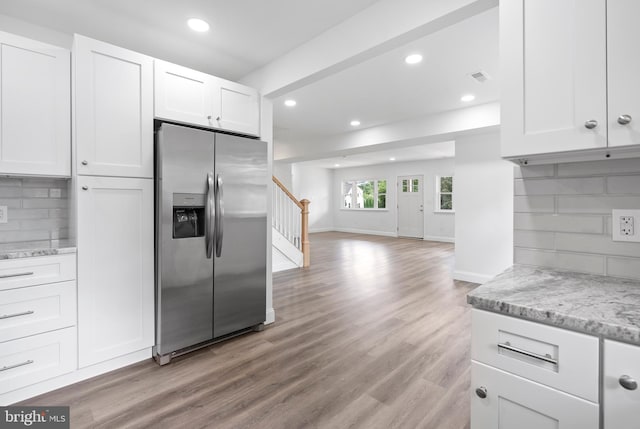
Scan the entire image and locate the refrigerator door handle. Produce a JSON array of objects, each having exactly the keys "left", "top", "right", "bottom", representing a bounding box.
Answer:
[
  {"left": 215, "top": 174, "right": 224, "bottom": 258},
  {"left": 205, "top": 172, "right": 215, "bottom": 259}
]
